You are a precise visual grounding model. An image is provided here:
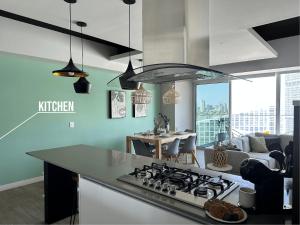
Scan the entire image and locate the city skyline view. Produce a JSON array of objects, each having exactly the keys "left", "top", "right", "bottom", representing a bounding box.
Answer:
[{"left": 196, "top": 73, "right": 300, "bottom": 145}]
